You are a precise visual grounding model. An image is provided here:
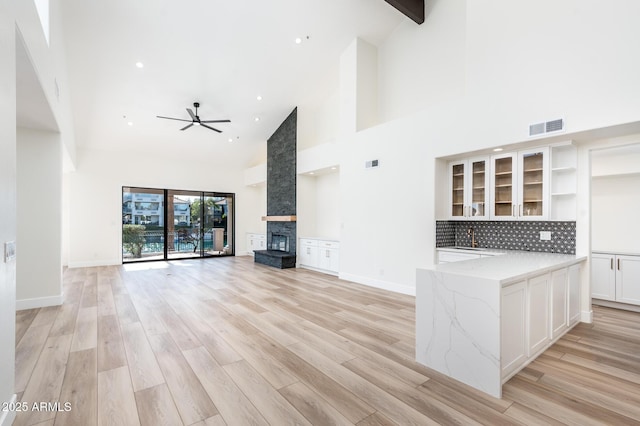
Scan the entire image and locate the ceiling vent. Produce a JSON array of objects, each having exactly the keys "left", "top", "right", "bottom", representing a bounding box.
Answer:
[{"left": 529, "top": 118, "right": 564, "bottom": 137}]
